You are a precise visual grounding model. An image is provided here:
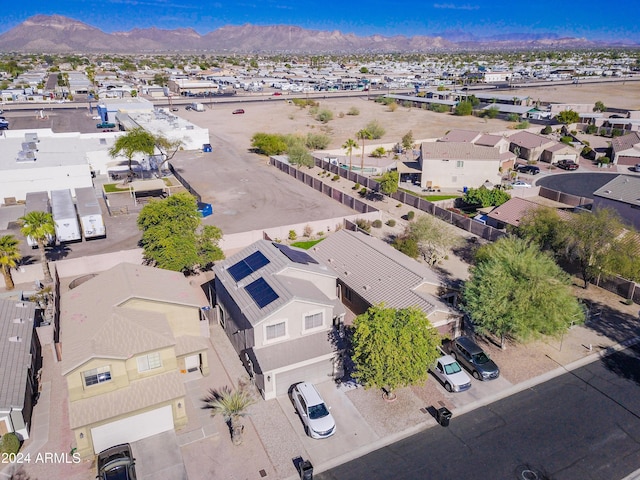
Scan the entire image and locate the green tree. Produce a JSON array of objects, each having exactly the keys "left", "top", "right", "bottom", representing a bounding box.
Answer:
[
  {"left": 359, "top": 66, "right": 369, "bottom": 74},
  {"left": 593, "top": 101, "right": 606, "bottom": 113},
  {"left": 564, "top": 208, "right": 625, "bottom": 288},
  {"left": 251, "top": 133, "right": 288, "bottom": 156},
  {"left": 351, "top": 304, "right": 441, "bottom": 397},
  {"left": 483, "top": 107, "right": 499, "bottom": 119},
  {"left": 517, "top": 206, "right": 566, "bottom": 254},
  {"left": 19, "top": 211, "right": 55, "bottom": 283},
  {"left": 607, "top": 230, "right": 640, "bottom": 282},
  {"left": 357, "top": 129, "right": 373, "bottom": 171},
  {"left": 401, "top": 130, "right": 414, "bottom": 150},
  {"left": 342, "top": 138, "right": 358, "bottom": 172},
  {"left": 0, "top": 235, "right": 21, "bottom": 291},
  {"left": 378, "top": 170, "right": 399, "bottom": 196},
  {"left": 137, "top": 193, "right": 224, "bottom": 273},
  {"left": 154, "top": 135, "right": 184, "bottom": 172},
  {"left": 454, "top": 100, "right": 473, "bottom": 116},
  {"left": 462, "top": 237, "right": 584, "bottom": 349},
  {"left": 152, "top": 73, "right": 169, "bottom": 86},
  {"left": 315, "top": 109, "right": 334, "bottom": 124},
  {"left": 463, "top": 186, "right": 510, "bottom": 208},
  {"left": 556, "top": 110, "right": 580, "bottom": 124},
  {"left": 305, "top": 133, "right": 330, "bottom": 150},
  {"left": 204, "top": 381, "right": 255, "bottom": 446},
  {"left": 108, "top": 127, "right": 156, "bottom": 174},
  {"left": 288, "top": 143, "right": 313, "bottom": 167},
  {"left": 405, "top": 215, "right": 460, "bottom": 265},
  {"left": 371, "top": 146, "right": 387, "bottom": 158}
]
